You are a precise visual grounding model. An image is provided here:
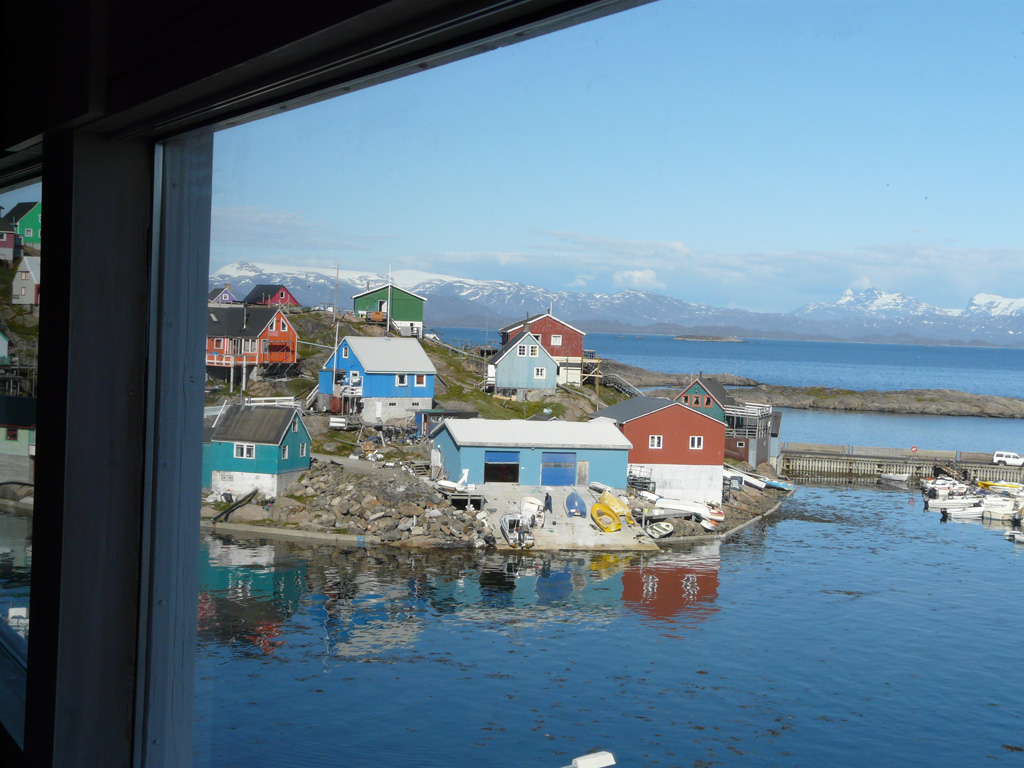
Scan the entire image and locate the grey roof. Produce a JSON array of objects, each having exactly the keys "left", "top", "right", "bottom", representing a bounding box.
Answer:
[
  {"left": 691, "top": 377, "right": 738, "bottom": 407},
  {"left": 1, "top": 202, "right": 38, "bottom": 225},
  {"left": 209, "top": 404, "right": 302, "bottom": 445},
  {"left": 498, "top": 312, "right": 585, "bottom": 337},
  {"left": 207, "top": 305, "right": 281, "bottom": 338},
  {"left": 242, "top": 284, "right": 291, "bottom": 304},
  {"left": 438, "top": 418, "right": 631, "bottom": 450},
  {"left": 0, "top": 396, "right": 36, "bottom": 428},
  {"left": 352, "top": 282, "right": 426, "bottom": 302},
  {"left": 489, "top": 330, "right": 556, "bottom": 366},
  {"left": 342, "top": 336, "right": 436, "bottom": 374},
  {"left": 590, "top": 396, "right": 674, "bottom": 423}
]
